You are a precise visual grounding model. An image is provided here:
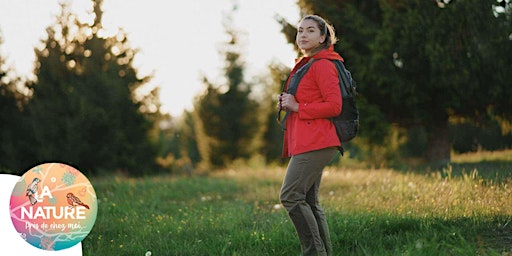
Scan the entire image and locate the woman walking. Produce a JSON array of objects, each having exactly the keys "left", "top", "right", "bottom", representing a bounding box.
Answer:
[{"left": 277, "top": 14, "right": 343, "bottom": 256}]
